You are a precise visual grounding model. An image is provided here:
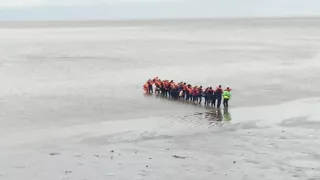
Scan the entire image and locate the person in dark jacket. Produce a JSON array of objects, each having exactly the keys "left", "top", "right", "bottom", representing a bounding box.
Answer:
[
  {"left": 211, "top": 88, "right": 216, "bottom": 107},
  {"left": 207, "top": 87, "right": 214, "bottom": 106},
  {"left": 214, "top": 85, "right": 224, "bottom": 108},
  {"left": 204, "top": 87, "right": 209, "bottom": 105},
  {"left": 198, "top": 86, "right": 203, "bottom": 104}
]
